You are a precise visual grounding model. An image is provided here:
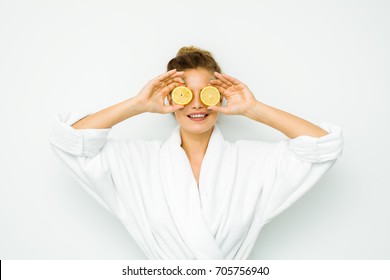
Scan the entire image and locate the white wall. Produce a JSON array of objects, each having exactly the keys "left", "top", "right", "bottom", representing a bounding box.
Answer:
[{"left": 1, "top": 0, "right": 389, "bottom": 259}]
